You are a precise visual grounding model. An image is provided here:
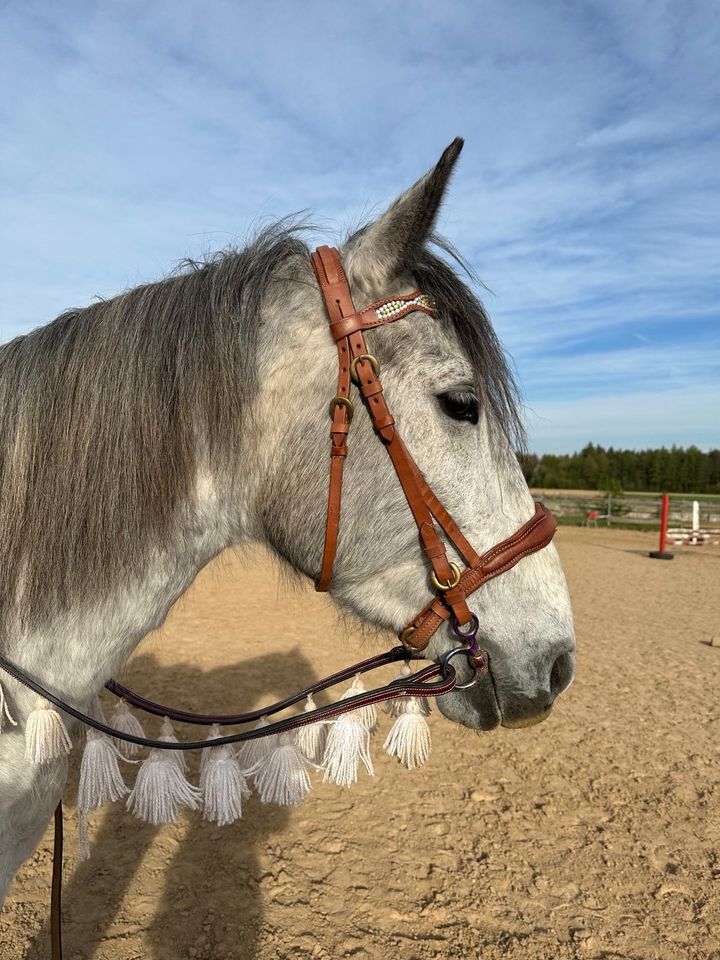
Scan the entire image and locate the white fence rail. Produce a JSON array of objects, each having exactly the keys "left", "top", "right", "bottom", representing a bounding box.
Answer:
[{"left": 532, "top": 493, "right": 720, "bottom": 531}]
